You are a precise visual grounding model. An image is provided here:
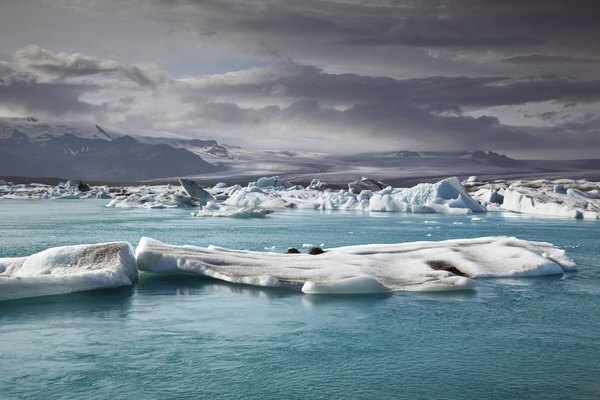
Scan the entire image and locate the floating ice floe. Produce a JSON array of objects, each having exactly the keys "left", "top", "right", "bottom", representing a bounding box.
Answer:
[
  {"left": 0, "top": 242, "right": 137, "bottom": 301},
  {"left": 191, "top": 204, "right": 274, "bottom": 218},
  {"left": 135, "top": 236, "right": 576, "bottom": 294}
]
